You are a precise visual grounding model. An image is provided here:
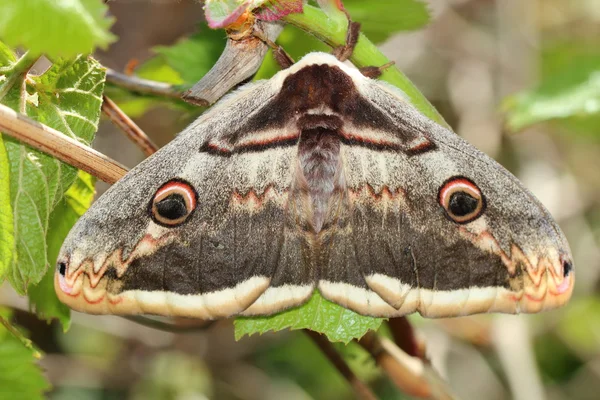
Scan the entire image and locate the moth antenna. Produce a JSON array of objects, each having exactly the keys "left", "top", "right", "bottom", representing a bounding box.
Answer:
[
  {"left": 272, "top": 47, "right": 295, "bottom": 69},
  {"left": 359, "top": 61, "right": 396, "bottom": 79},
  {"left": 332, "top": 20, "right": 361, "bottom": 62},
  {"left": 252, "top": 28, "right": 295, "bottom": 69}
]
